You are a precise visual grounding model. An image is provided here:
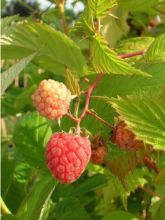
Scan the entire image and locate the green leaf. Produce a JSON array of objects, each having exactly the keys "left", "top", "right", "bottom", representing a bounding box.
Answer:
[
  {"left": 125, "top": 168, "right": 148, "bottom": 191},
  {"left": 150, "top": 184, "right": 165, "bottom": 220},
  {"left": 55, "top": 197, "right": 92, "bottom": 220},
  {"left": 90, "top": 62, "right": 165, "bottom": 97},
  {"left": 4, "top": 179, "right": 26, "bottom": 214},
  {"left": 107, "top": 150, "right": 138, "bottom": 184},
  {"left": 34, "top": 56, "right": 65, "bottom": 75},
  {"left": 1, "top": 53, "right": 36, "bottom": 95},
  {"left": 155, "top": 168, "right": 165, "bottom": 184},
  {"left": 2, "top": 216, "right": 18, "bottom": 220},
  {"left": 145, "top": 34, "right": 165, "bottom": 63},
  {"left": 2, "top": 22, "right": 86, "bottom": 75},
  {"left": 1, "top": 15, "right": 19, "bottom": 35},
  {"left": 73, "top": 174, "right": 108, "bottom": 195},
  {"left": 92, "top": 34, "right": 150, "bottom": 76},
  {"left": 110, "top": 96, "right": 165, "bottom": 150},
  {"left": 17, "top": 175, "right": 56, "bottom": 220},
  {"left": 1, "top": 144, "right": 15, "bottom": 198},
  {"left": 88, "top": 0, "right": 117, "bottom": 18},
  {"left": 103, "top": 168, "right": 148, "bottom": 210},
  {"left": 118, "top": 0, "right": 159, "bottom": 12},
  {"left": 102, "top": 211, "right": 138, "bottom": 220},
  {"left": 72, "top": 6, "right": 95, "bottom": 36},
  {"left": 116, "top": 37, "right": 154, "bottom": 55},
  {"left": 101, "top": 7, "right": 129, "bottom": 48},
  {"left": 150, "top": 200, "right": 165, "bottom": 220},
  {"left": 2, "top": 88, "right": 25, "bottom": 116},
  {"left": 13, "top": 112, "right": 52, "bottom": 169},
  {"left": 1, "top": 45, "right": 33, "bottom": 59},
  {"left": 14, "top": 163, "right": 32, "bottom": 184},
  {"left": 14, "top": 85, "right": 36, "bottom": 110}
]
